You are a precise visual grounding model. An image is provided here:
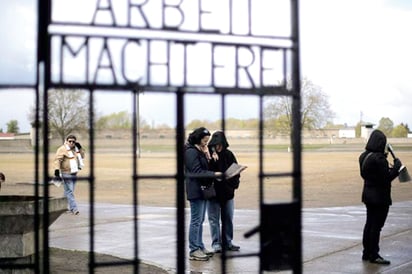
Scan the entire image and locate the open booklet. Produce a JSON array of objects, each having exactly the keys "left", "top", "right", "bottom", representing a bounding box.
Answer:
[{"left": 224, "top": 163, "right": 247, "bottom": 179}]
